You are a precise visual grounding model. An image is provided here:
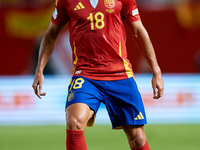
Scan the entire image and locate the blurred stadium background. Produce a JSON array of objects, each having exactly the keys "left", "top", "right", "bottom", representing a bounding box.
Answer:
[{"left": 0, "top": 0, "right": 200, "bottom": 149}]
